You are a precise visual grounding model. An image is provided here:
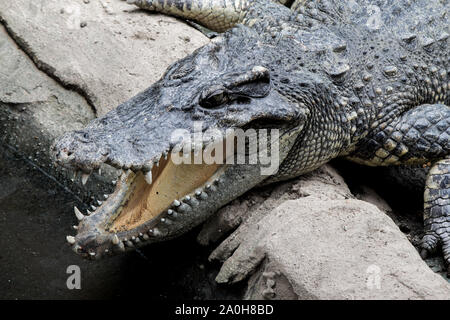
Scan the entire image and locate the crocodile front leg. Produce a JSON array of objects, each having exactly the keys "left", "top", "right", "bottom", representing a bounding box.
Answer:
[
  {"left": 348, "top": 104, "right": 450, "bottom": 271},
  {"left": 422, "top": 158, "right": 450, "bottom": 273}
]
